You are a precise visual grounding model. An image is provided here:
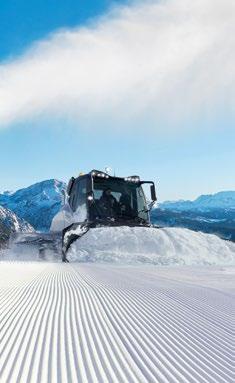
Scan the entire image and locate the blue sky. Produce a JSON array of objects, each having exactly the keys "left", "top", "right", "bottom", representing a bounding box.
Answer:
[
  {"left": 0, "top": 0, "right": 115, "bottom": 59},
  {"left": 0, "top": 0, "right": 235, "bottom": 201}
]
